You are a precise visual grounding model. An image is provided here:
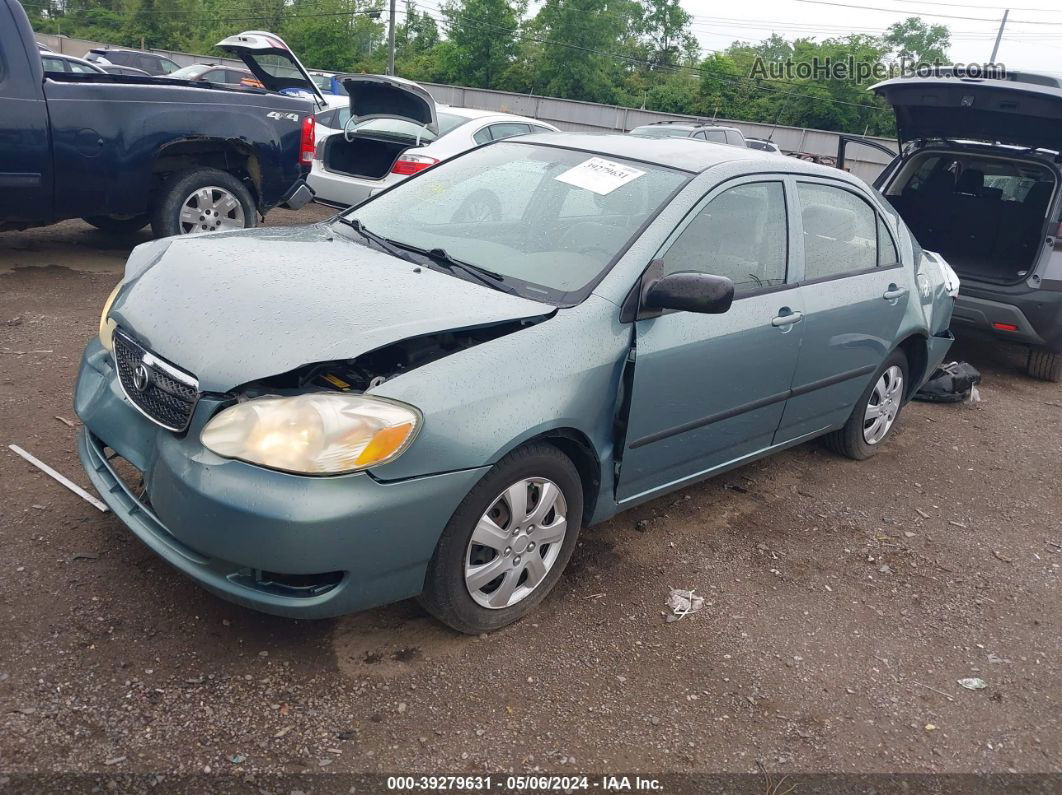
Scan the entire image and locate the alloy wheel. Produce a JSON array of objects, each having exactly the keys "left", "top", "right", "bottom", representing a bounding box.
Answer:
[
  {"left": 863, "top": 365, "right": 904, "bottom": 444},
  {"left": 464, "top": 477, "right": 568, "bottom": 609},
  {"left": 178, "top": 186, "right": 245, "bottom": 234}
]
